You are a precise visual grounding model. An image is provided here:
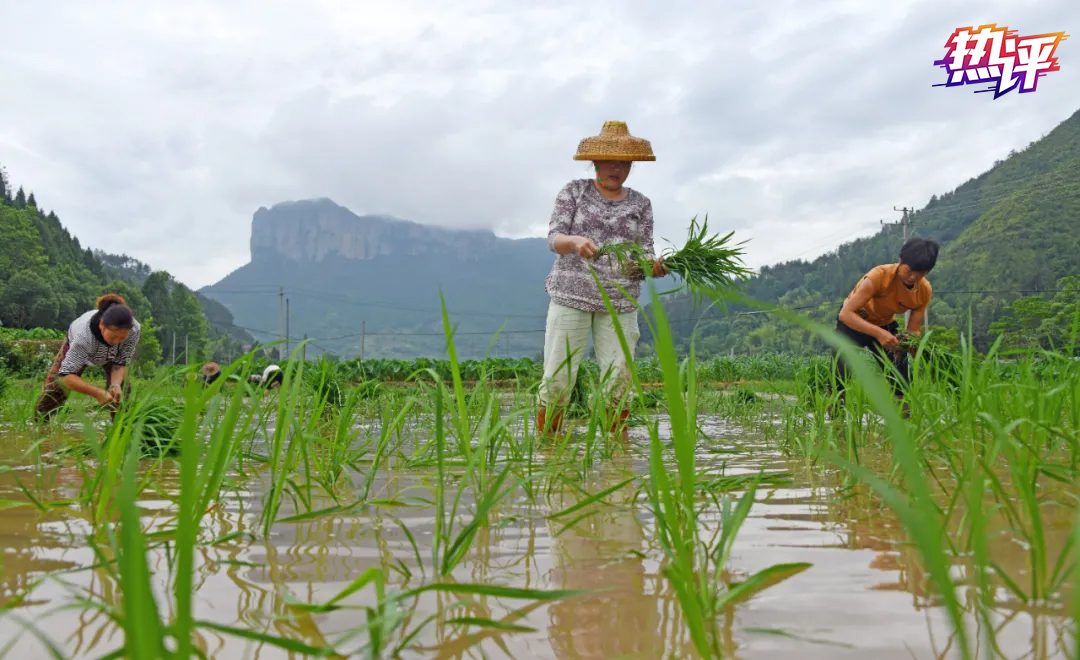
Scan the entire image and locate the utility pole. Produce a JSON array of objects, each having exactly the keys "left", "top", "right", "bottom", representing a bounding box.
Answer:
[
  {"left": 285, "top": 298, "right": 290, "bottom": 359},
  {"left": 894, "top": 206, "right": 912, "bottom": 242},
  {"left": 278, "top": 287, "right": 285, "bottom": 361},
  {"left": 360, "top": 321, "right": 366, "bottom": 361},
  {"left": 302, "top": 333, "right": 307, "bottom": 362},
  {"left": 185, "top": 335, "right": 189, "bottom": 365},
  {"left": 883, "top": 207, "right": 919, "bottom": 329},
  {"left": 880, "top": 206, "right": 913, "bottom": 242},
  {"left": 171, "top": 332, "right": 177, "bottom": 365}
]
